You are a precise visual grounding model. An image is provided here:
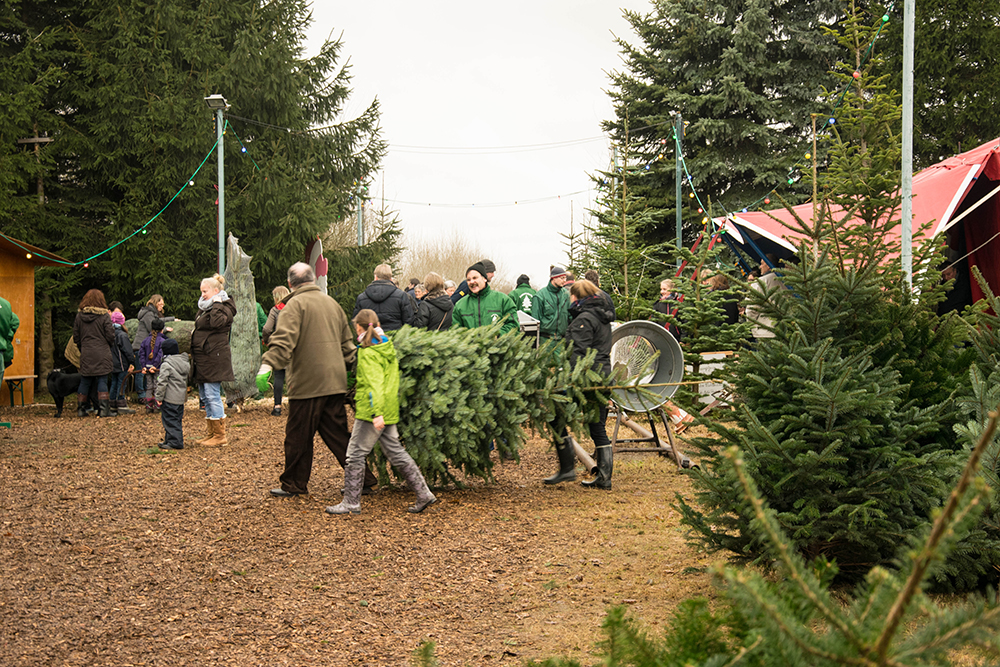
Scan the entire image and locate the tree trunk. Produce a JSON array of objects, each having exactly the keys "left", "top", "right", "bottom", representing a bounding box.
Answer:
[{"left": 37, "top": 299, "right": 54, "bottom": 380}]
